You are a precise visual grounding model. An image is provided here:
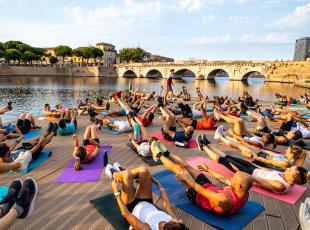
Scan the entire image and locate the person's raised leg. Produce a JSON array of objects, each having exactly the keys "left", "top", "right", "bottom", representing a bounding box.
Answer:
[
  {"left": 90, "top": 125, "right": 99, "bottom": 139},
  {"left": 25, "top": 113, "right": 36, "bottom": 127},
  {"left": 131, "top": 166, "right": 153, "bottom": 199},
  {"left": 83, "top": 125, "right": 92, "bottom": 140},
  {"left": 117, "top": 98, "right": 132, "bottom": 114},
  {"left": 18, "top": 113, "right": 26, "bottom": 120},
  {"left": 64, "top": 109, "right": 71, "bottom": 120},
  {"left": 0, "top": 208, "right": 19, "bottom": 229},
  {"left": 113, "top": 169, "right": 136, "bottom": 204}
]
